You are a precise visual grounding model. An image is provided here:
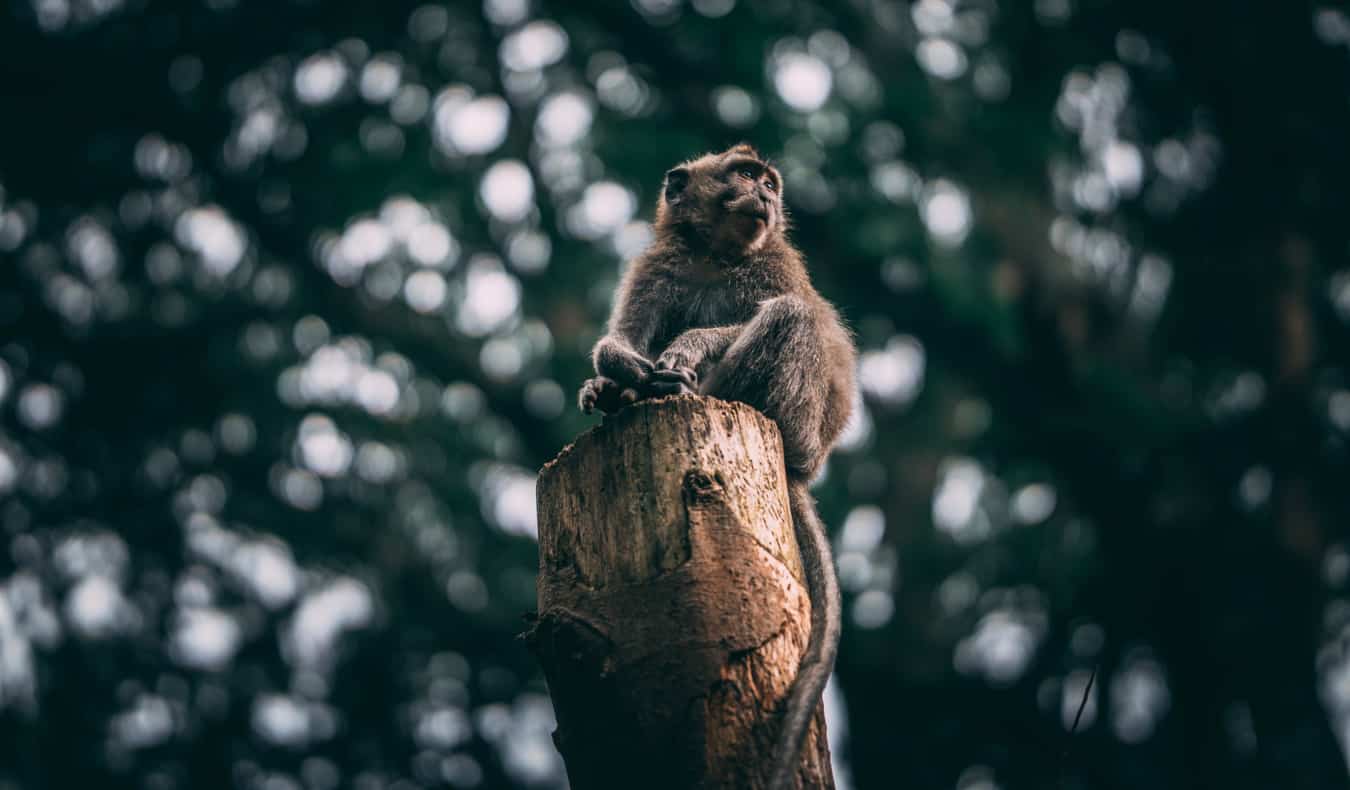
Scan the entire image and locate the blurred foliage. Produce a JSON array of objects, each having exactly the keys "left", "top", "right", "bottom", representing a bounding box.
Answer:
[{"left": 2, "top": 0, "right": 1350, "bottom": 788}]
